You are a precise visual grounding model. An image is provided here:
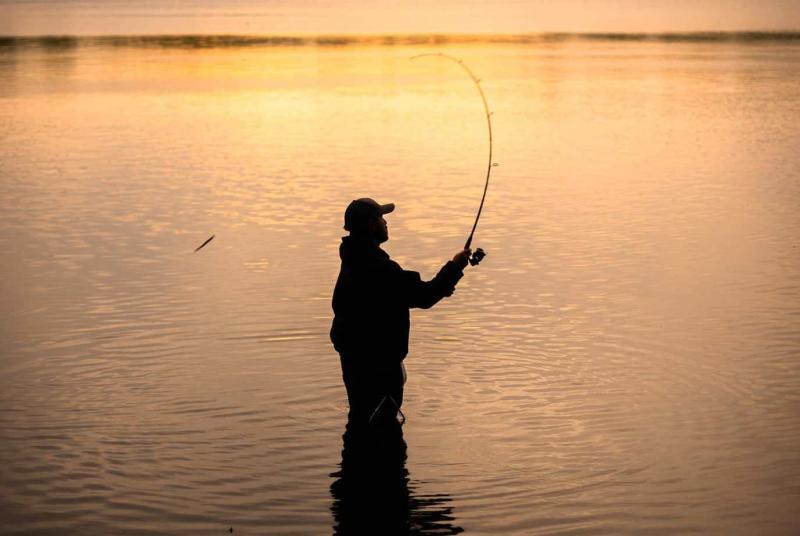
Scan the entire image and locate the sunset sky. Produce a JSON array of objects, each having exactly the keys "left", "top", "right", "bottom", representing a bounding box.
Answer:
[{"left": 1, "top": 0, "right": 799, "bottom": 36}]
